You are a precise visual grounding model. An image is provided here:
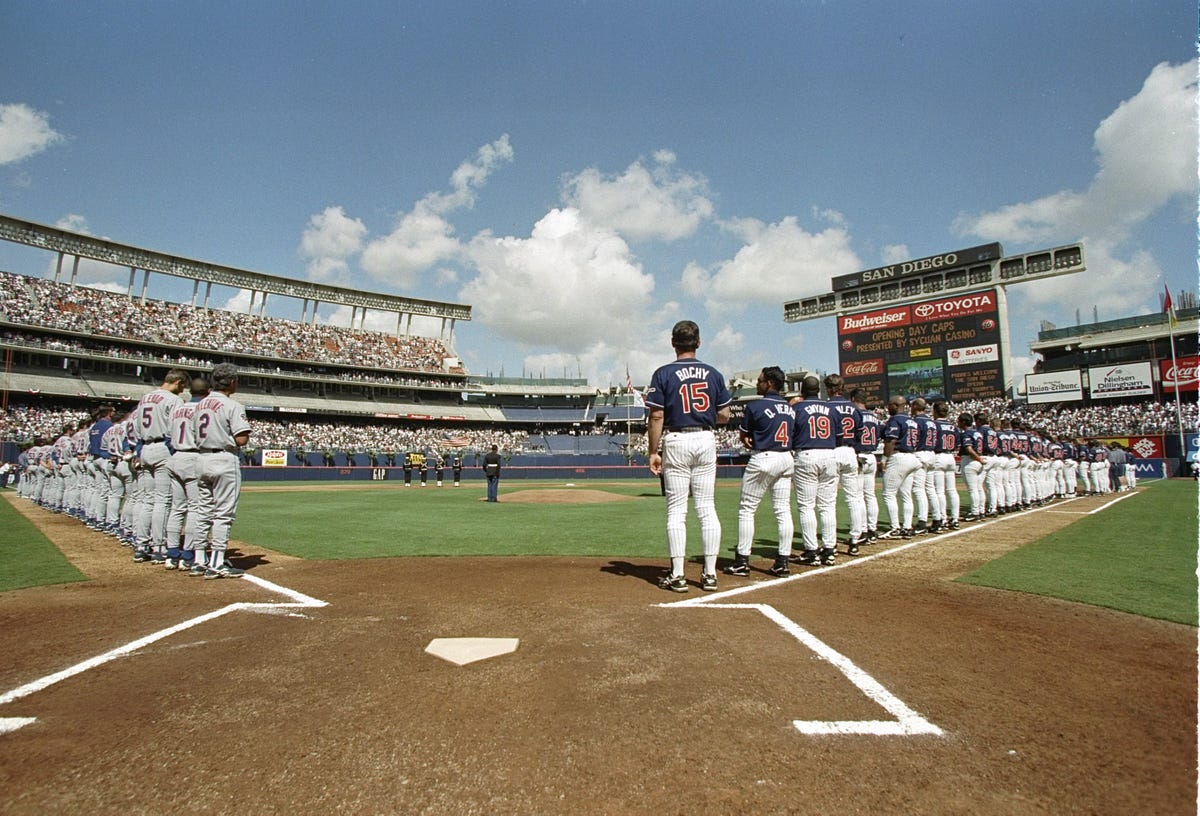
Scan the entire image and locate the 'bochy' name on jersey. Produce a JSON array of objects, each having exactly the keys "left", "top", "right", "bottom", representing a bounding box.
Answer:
[{"left": 673, "top": 367, "right": 712, "bottom": 382}]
